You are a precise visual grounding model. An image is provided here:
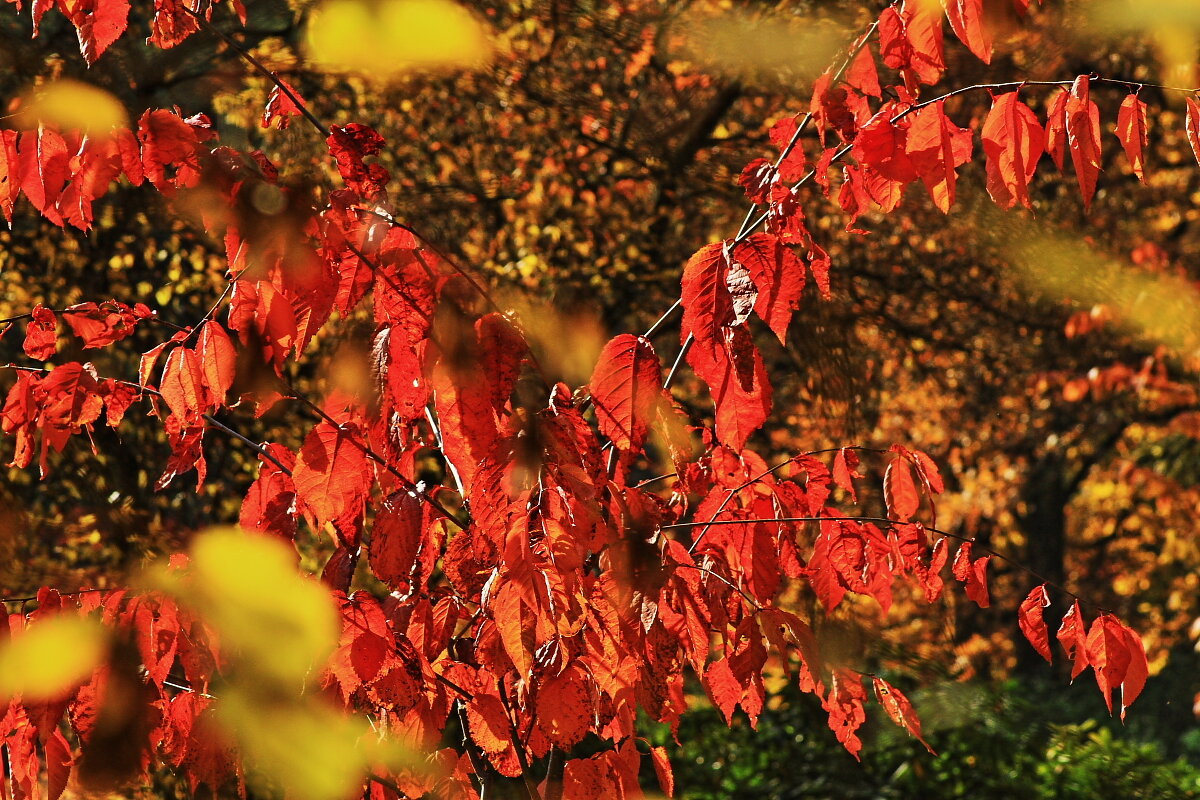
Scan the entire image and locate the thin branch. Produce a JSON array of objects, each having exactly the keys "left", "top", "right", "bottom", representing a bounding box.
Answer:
[
  {"left": 668, "top": 561, "right": 760, "bottom": 610},
  {"left": 687, "top": 446, "right": 886, "bottom": 554},
  {"left": 663, "top": 334, "right": 693, "bottom": 391},
  {"left": 666, "top": 514, "right": 1112, "bottom": 614},
  {"left": 184, "top": 6, "right": 329, "bottom": 137},
  {"left": 287, "top": 385, "right": 466, "bottom": 530}
]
